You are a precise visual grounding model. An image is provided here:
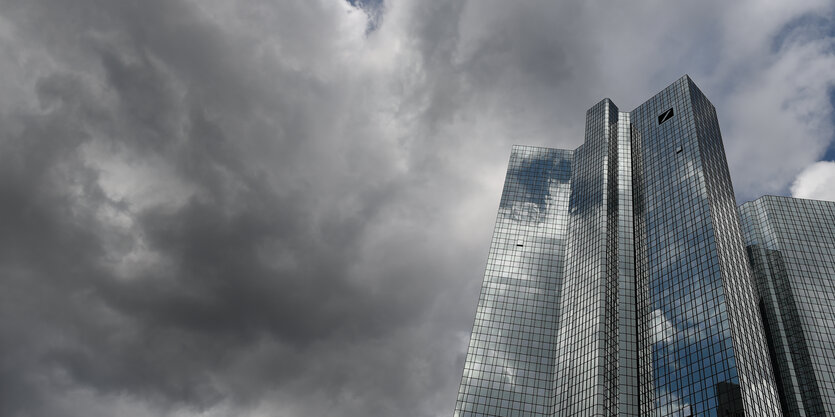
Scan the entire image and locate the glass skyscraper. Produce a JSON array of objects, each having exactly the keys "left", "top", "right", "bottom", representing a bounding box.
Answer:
[
  {"left": 740, "top": 196, "right": 835, "bottom": 417},
  {"left": 452, "top": 75, "right": 805, "bottom": 416}
]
